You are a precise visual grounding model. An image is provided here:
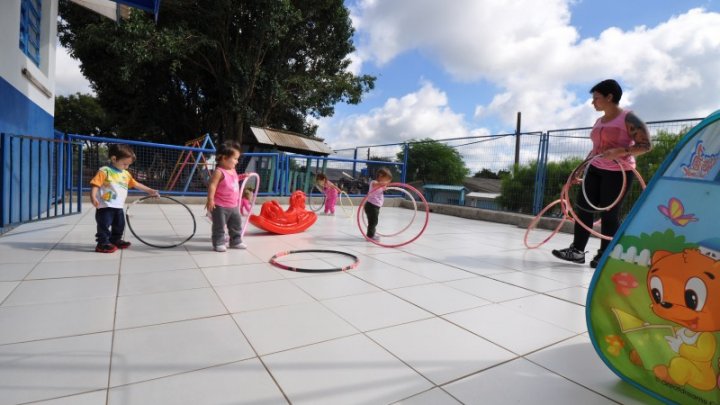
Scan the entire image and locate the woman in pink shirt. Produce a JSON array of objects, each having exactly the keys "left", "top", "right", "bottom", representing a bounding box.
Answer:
[{"left": 553, "top": 79, "right": 652, "bottom": 268}]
